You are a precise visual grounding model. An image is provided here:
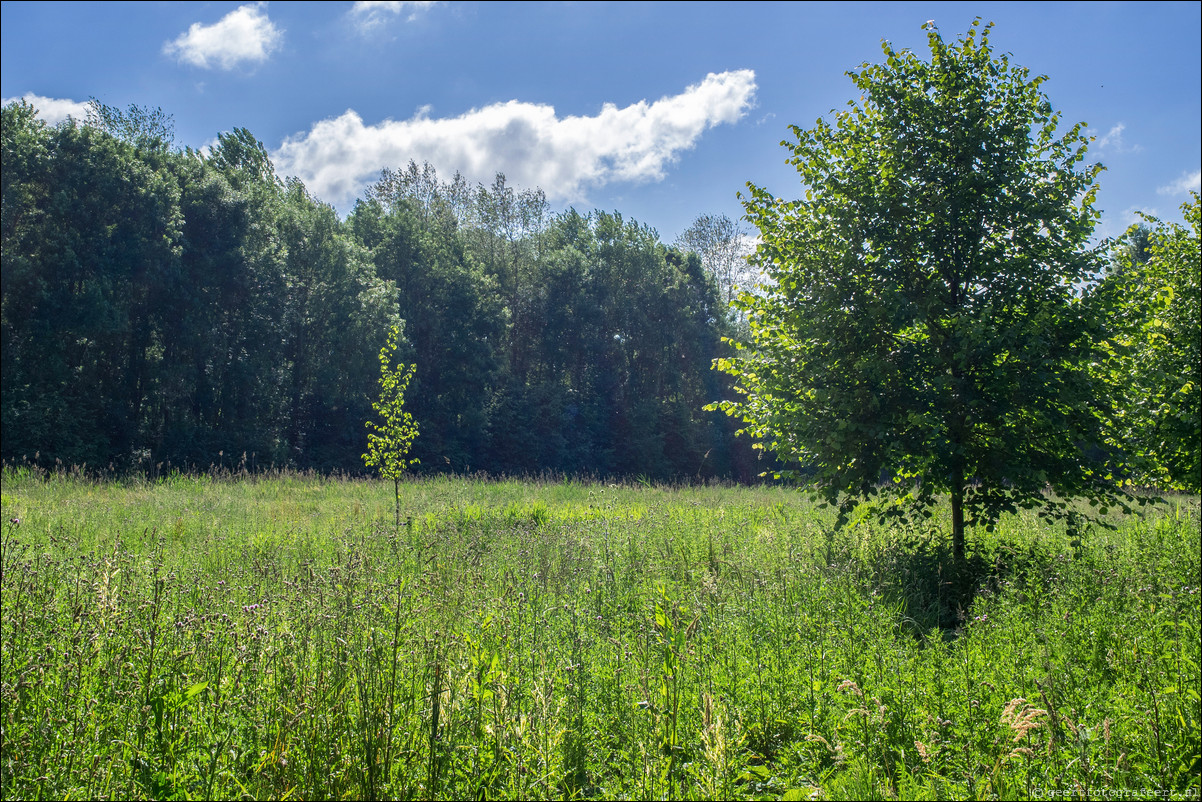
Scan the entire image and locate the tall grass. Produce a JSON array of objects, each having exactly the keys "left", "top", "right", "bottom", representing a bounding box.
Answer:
[{"left": 2, "top": 467, "right": 1198, "bottom": 800}]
